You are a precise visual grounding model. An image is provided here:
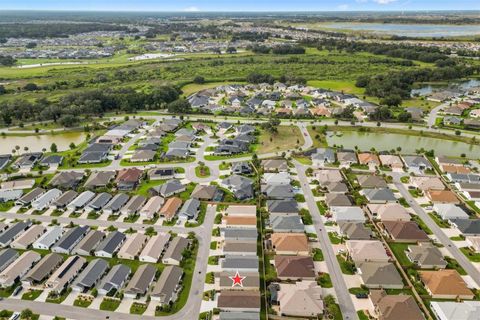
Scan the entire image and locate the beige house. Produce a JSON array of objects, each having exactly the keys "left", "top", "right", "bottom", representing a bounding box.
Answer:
[
  {"left": 45, "top": 255, "right": 86, "bottom": 294},
  {"left": 117, "top": 233, "right": 148, "bottom": 260},
  {"left": 379, "top": 155, "right": 403, "bottom": 170},
  {"left": 10, "top": 225, "right": 46, "bottom": 250},
  {"left": 0, "top": 251, "right": 41, "bottom": 287},
  {"left": 225, "top": 205, "right": 257, "bottom": 217},
  {"left": 271, "top": 233, "right": 309, "bottom": 256},
  {"left": 411, "top": 176, "right": 445, "bottom": 191},
  {"left": 346, "top": 240, "right": 390, "bottom": 263},
  {"left": 368, "top": 203, "right": 411, "bottom": 221},
  {"left": 140, "top": 196, "right": 164, "bottom": 220},
  {"left": 139, "top": 233, "right": 170, "bottom": 263},
  {"left": 420, "top": 269, "right": 474, "bottom": 299},
  {"left": 277, "top": 281, "right": 324, "bottom": 317}
]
